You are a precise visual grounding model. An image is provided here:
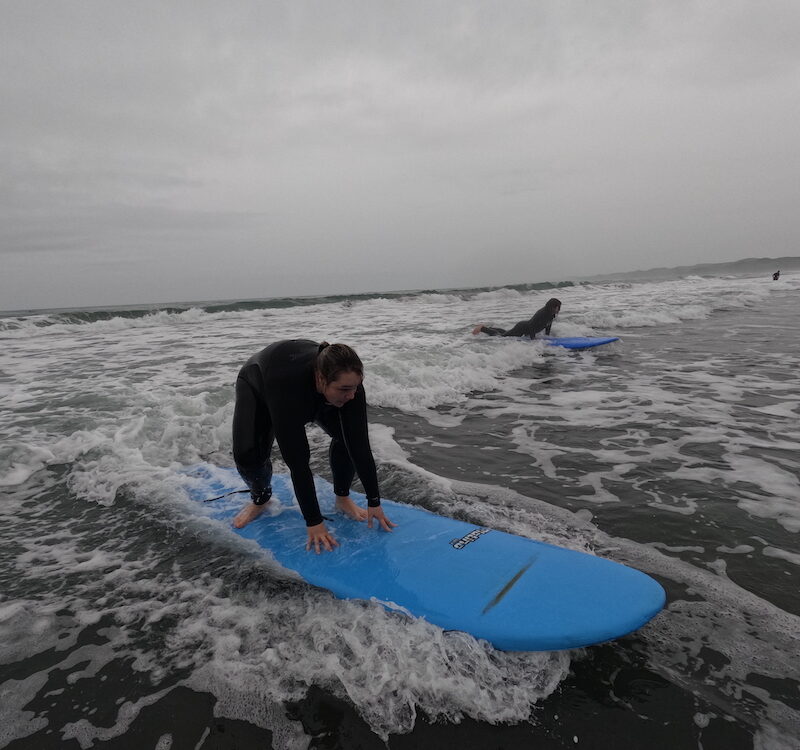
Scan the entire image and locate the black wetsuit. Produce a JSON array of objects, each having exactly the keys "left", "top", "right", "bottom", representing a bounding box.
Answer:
[
  {"left": 232, "top": 339, "right": 380, "bottom": 527},
  {"left": 481, "top": 304, "right": 558, "bottom": 338}
]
